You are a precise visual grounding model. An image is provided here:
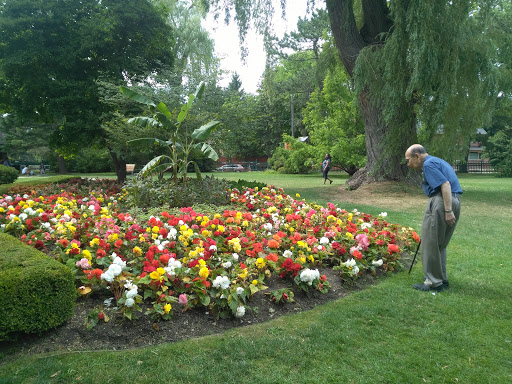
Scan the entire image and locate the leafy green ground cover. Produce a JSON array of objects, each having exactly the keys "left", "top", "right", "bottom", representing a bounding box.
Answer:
[{"left": 0, "top": 173, "right": 511, "bottom": 383}]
